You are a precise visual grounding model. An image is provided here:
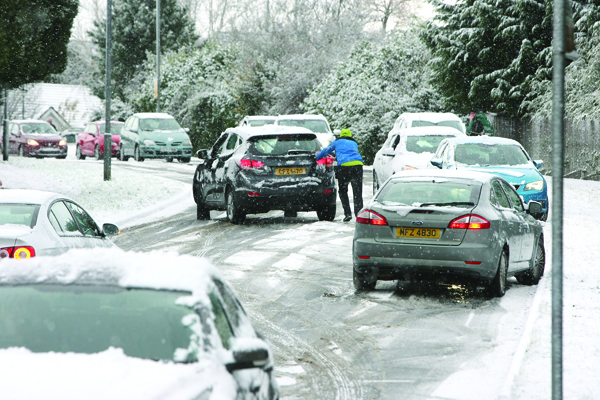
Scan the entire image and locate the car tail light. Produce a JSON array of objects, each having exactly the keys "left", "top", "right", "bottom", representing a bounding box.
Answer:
[
  {"left": 448, "top": 215, "right": 490, "bottom": 229},
  {"left": 356, "top": 209, "right": 388, "bottom": 226},
  {"left": 239, "top": 159, "right": 265, "bottom": 170},
  {"left": 0, "top": 246, "right": 36, "bottom": 260},
  {"left": 247, "top": 191, "right": 260, "bottom": 197},
  {"left": 323, "top": 188, "right": 334, "bottom": 194},
  {"left": 465, "top": 261, "right": 482, "bottom": 265},
  {"left": 358, "top": 256, "right": 370, "bottom": 259},
  {"left": 316, "top": 156, "right": 334, "bottom": 167}
]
